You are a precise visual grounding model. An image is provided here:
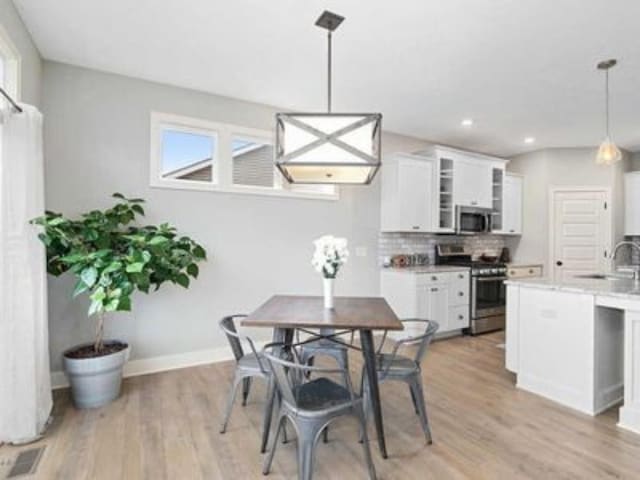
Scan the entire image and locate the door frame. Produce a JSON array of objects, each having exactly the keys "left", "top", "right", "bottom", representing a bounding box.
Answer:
[{"left": 548, "top": 186, "right": 612, "bottom": 280}]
